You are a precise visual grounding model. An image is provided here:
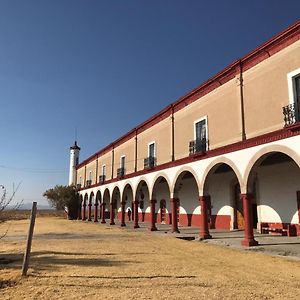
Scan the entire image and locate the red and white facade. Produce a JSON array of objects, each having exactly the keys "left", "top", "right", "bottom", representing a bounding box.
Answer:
[{"left": 74, "top": 21, "right": 300, "bottom": 246}]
